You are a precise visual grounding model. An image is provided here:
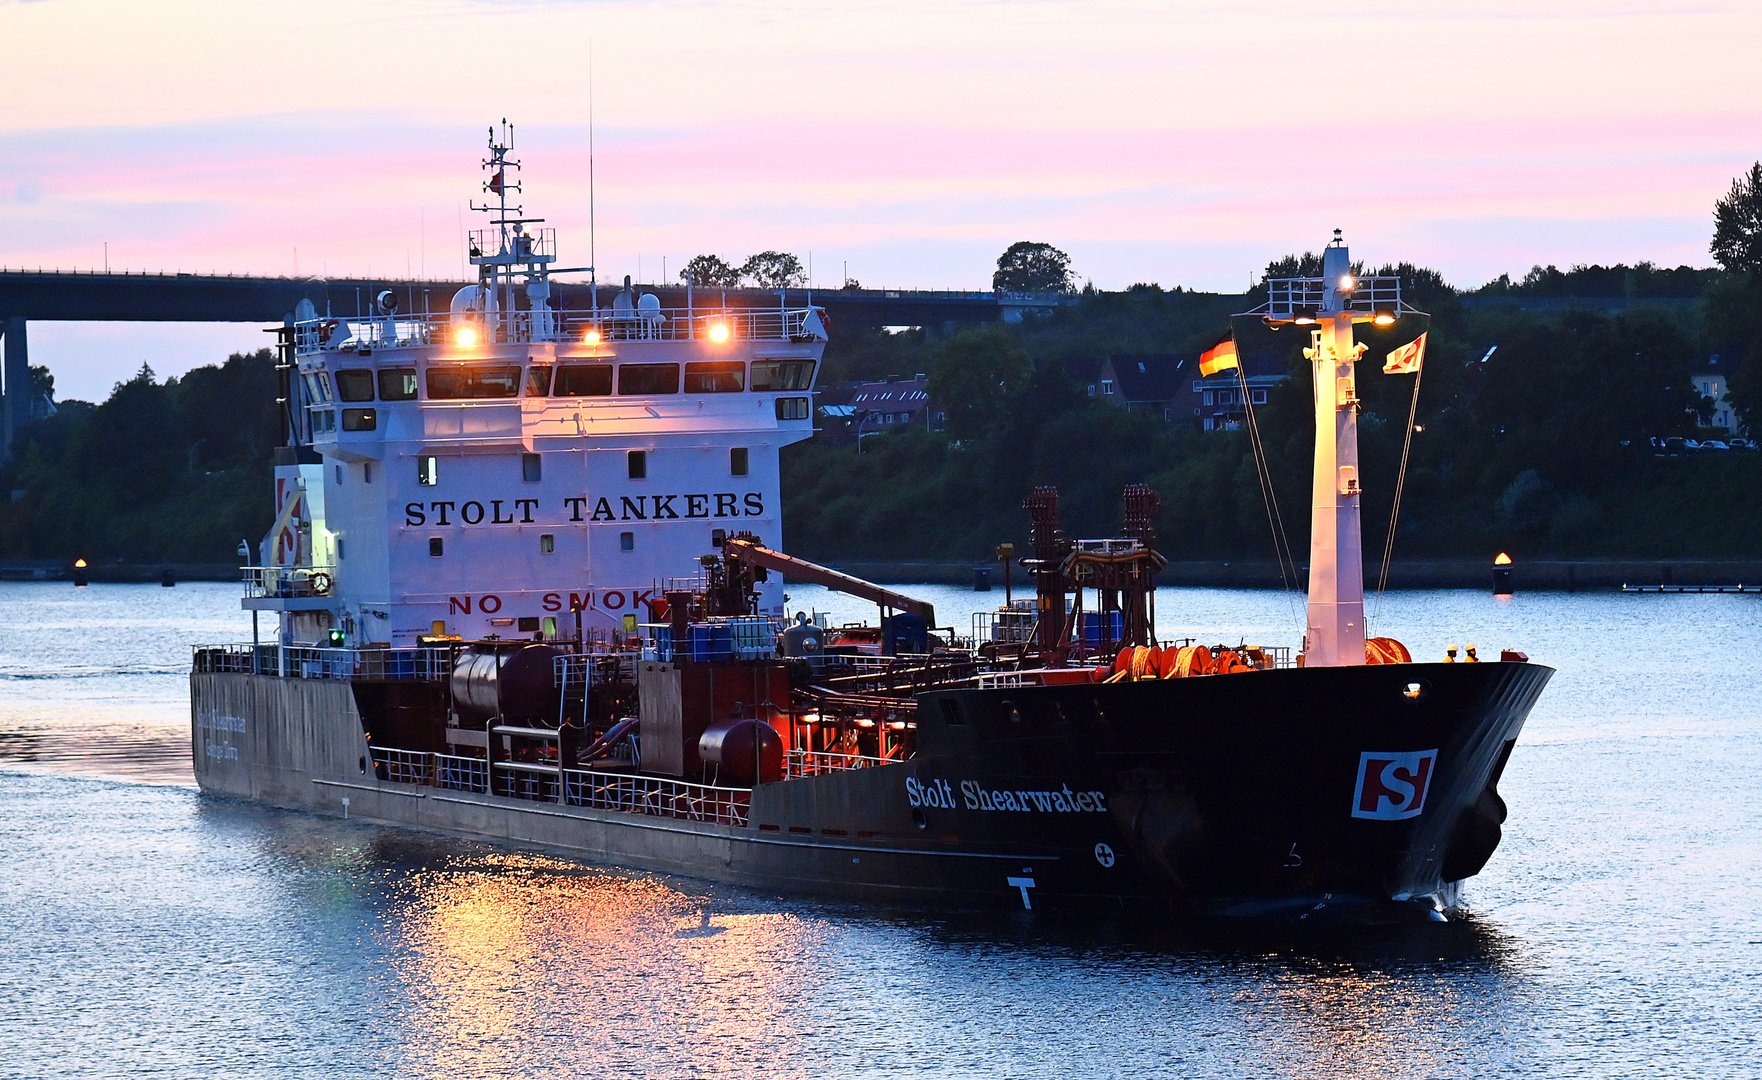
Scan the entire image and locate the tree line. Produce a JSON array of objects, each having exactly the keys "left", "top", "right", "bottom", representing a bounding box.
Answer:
[{"left": 7, "top": 169, "right": 1762, "bottom": 567}]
